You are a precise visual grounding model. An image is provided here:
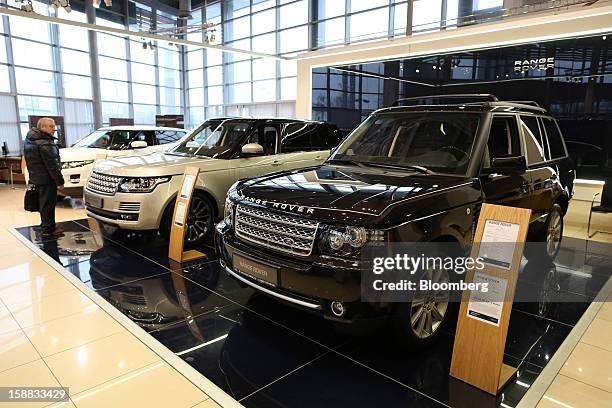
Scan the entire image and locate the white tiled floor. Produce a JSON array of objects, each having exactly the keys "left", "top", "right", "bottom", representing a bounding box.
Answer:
[{"left": 0, "top": 186, "right": 220, "bottom": 408}]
